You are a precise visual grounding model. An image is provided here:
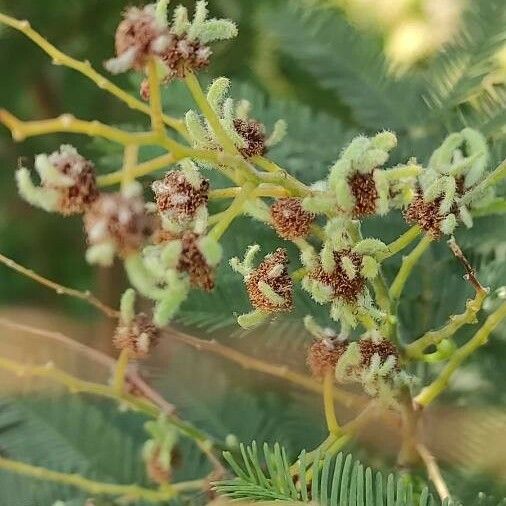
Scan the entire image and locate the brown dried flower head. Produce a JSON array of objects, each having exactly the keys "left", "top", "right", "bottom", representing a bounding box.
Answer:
[
  {"left": 270, "top": 197, "right": 315, "bottom": 240},
  {"left": 233, "top": 118, "right": 267, "bottom": 158},
  {"left": 43, "top": 145, "right": 99, "bottom": 215},
  {"left": 160, "top": 35, "right": 211, "bottom": 81},
  {"left": 113, "top": 313, "right": 160, "bottom": 359},
  {"left": 108, "top": 5, "right": 170, "bottom": 73},
  {"left": 245, "top": 248, "right": 293, "bottom": 312},
  {"left": 84, "top": 186, "right": 153, "bottom": 259},
  {"left": 348, "top": 172, "right": 379, "bottom": 218},
  {"left": 177, "top": 231, "right": 216, "bottom": 291},
  {"left": 307, "top": 338, "right": 348, "bottom": 379},
  {"left": 404, "top": 192, "right": 444, "bottom": 239},
  {"left": 146, "top": 447, "right": 172, "bottom": 485},
  {"left": 358, "top": 336, "right": 400, "bottom": 372},
  {"left": 309, "top": 249, "right": 365, "bottom": 303},
  {"left": 151, "top": 169, "right": 209, "bottom": 225}
]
